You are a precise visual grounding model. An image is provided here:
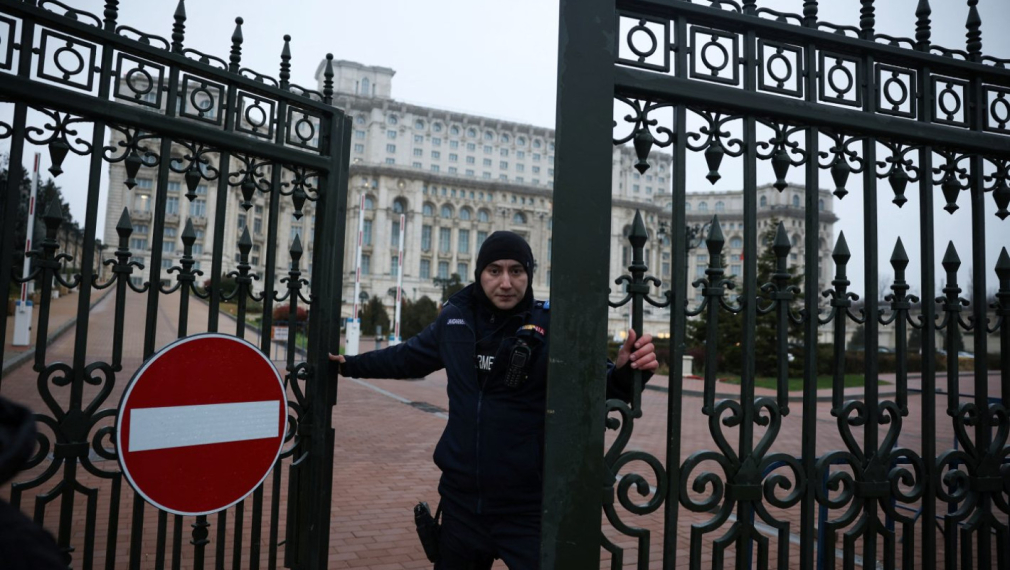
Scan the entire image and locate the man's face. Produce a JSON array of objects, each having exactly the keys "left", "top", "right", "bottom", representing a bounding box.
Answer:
[{"left": 480, "top": 259, "right": 528, "bottom": 311}]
